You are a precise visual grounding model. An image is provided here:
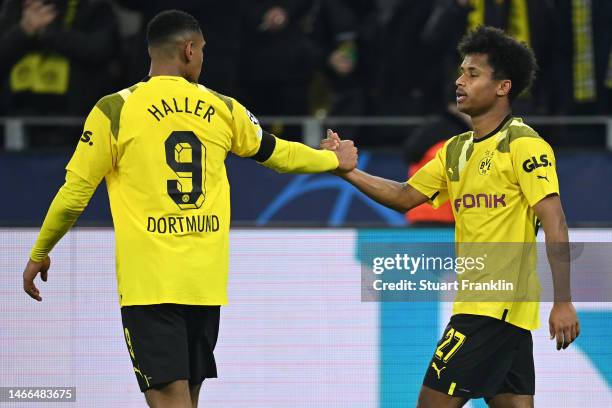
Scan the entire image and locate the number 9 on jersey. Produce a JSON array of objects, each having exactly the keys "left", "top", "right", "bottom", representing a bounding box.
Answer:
[{"left": 164, "top": 131, "right": 206, "bottom": 210}]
